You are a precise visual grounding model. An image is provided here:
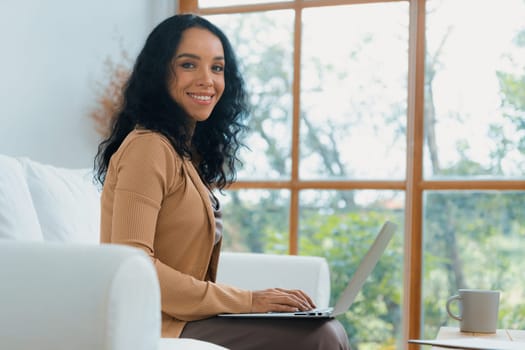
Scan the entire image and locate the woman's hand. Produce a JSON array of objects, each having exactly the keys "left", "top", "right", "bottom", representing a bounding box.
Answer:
[{"left": 250, "top": 288, "right": 317, "bottom": 313}]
